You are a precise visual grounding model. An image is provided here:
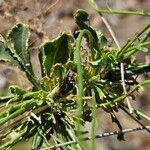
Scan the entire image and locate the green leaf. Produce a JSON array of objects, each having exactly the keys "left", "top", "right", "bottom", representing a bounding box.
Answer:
[
  {"left": 124, "top": 44, "right": 149, "bottom": 59},
  {"left": 50, "top": 63, "right": 65, "bottom": 86},
  {"left": 7, "top": 24, "right": 30, "bottom": 63},
  {"left": 134, "top": 109, "right": 150, "bottom": 121},
  {"left": 5, "top": 24, "right": 42, "bottom": 90},
  {"left": 9, "top": 85, "right": 27, "bottom": 95},
  {"left": 32, "top": 128, "right": 43, "bottom": 149},
  {"left": 74, "top": 9, "right": 89, "bottom": 21},
  {"left": 36, "top": 100, "right": 44, "bottom": 106},
  {"left": 39, "top": 33, "right": 73, "bottom": 76},
  {"left": 136, "top": 46, "right": 148, "bottom": 52},
  {"left": 95, "top": 85, "right": 105, "bottom": 100},
  {"left": 126, "top": 64, "right": 150, "bottom": 75},
  {"left": 91, "top": 59, "right": 101, "bottom": 66},
  {"left": 74, "top": 9, "right": 107, "bottom": 57},
  {"left": 96, "top": 31, "right": 107, "bottom": 49},
  {"left": 74, "top": 9, "right": 98, "bottom": 46},
  {"left": 7, "top": 23, "right": 34, "bottom": 74},
  {"left": 65, "top": 60, "right": 77, "bottom": 71},
  {"left": 0, "top": 34, "right": 20, "bottom": 67}
]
